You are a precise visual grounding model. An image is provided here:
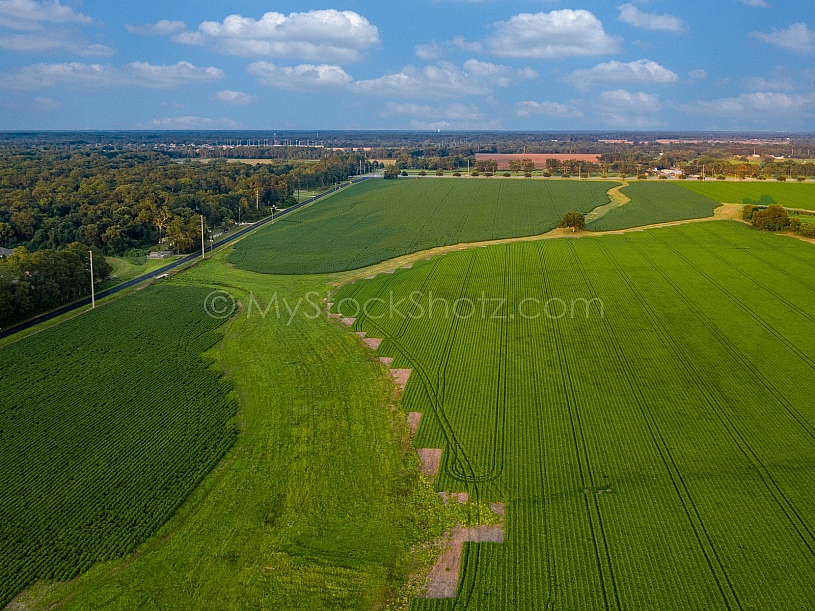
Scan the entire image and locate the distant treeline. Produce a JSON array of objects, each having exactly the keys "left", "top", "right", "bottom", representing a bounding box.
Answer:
[
  {"left": 0, "top": 245, "right": 111, "bottom": 328},
  {"left": 0, "top": 148, "right": 363, "bottom": 256}
]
